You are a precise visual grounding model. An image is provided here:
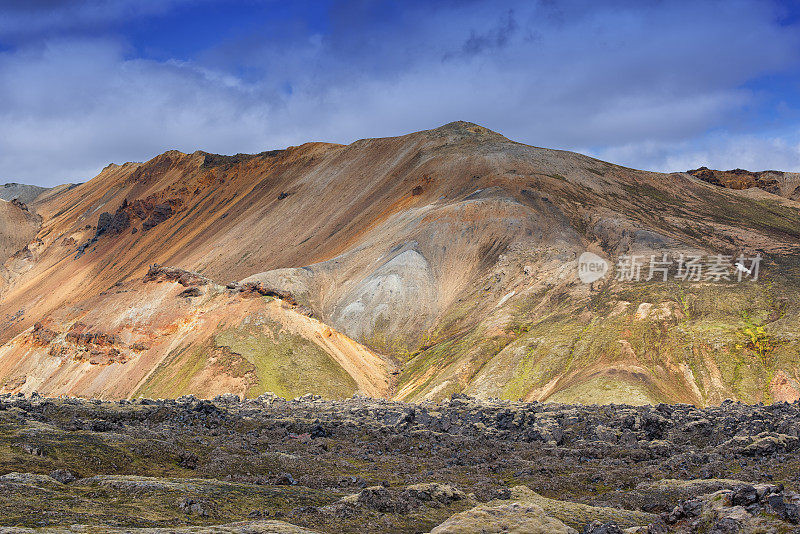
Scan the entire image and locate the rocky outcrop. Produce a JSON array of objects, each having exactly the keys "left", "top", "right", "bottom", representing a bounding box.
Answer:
[
  {"left": 688, "top": 167, "right": 782, "bottom": 192},
  {"left": 142, "top": 202, "right": 173, "bottom": 230},
  {"left": 237, "top": 281, "right": 298, "bottom": 305},
  {"left": 96, "top": 208, "right": 130, "bottom": 236},
  {"left": 646, "top": 482, "right": 800, "bottom": 533},
  {"left": 9, "top": 198, "right": 29, "bottom": 212},
  {"left": 143, "top": 264, "right": 210, "bottom": 286},
  {"left": 688, "top": 166, "right": 800, "bottom": 200},
  {"left": 76, "top": 202, "right": 132, "bottom": 255},
  {"left": 25, "top": 321, "right": 129, "bottom": 366}
]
